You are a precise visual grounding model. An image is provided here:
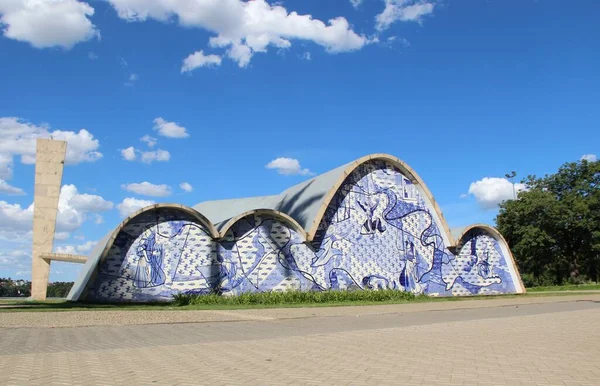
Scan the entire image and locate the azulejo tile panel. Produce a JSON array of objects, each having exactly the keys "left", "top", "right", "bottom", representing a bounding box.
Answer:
[{"left": 85, "top": 161, "right": 522, "bottom": 302}]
